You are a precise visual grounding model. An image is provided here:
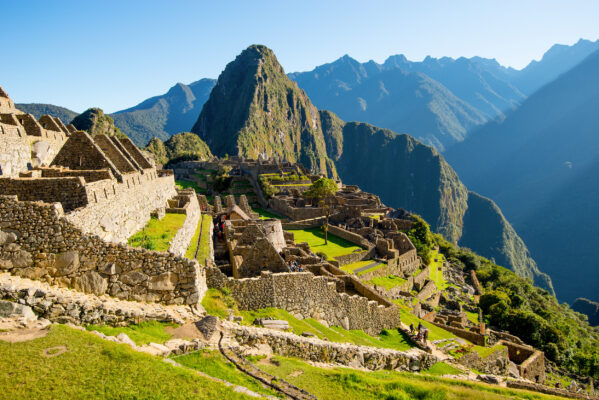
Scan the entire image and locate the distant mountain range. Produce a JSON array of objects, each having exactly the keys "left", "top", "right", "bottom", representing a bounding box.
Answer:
[
  {"left": 15, "top": 103, "right": 78, "bottom": 125},
  {"left": 446, "top": 46, "right": 599, "bottom": 304},
  {"left": 190, "top": 44, "right": 551, "bottom": 292}
]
